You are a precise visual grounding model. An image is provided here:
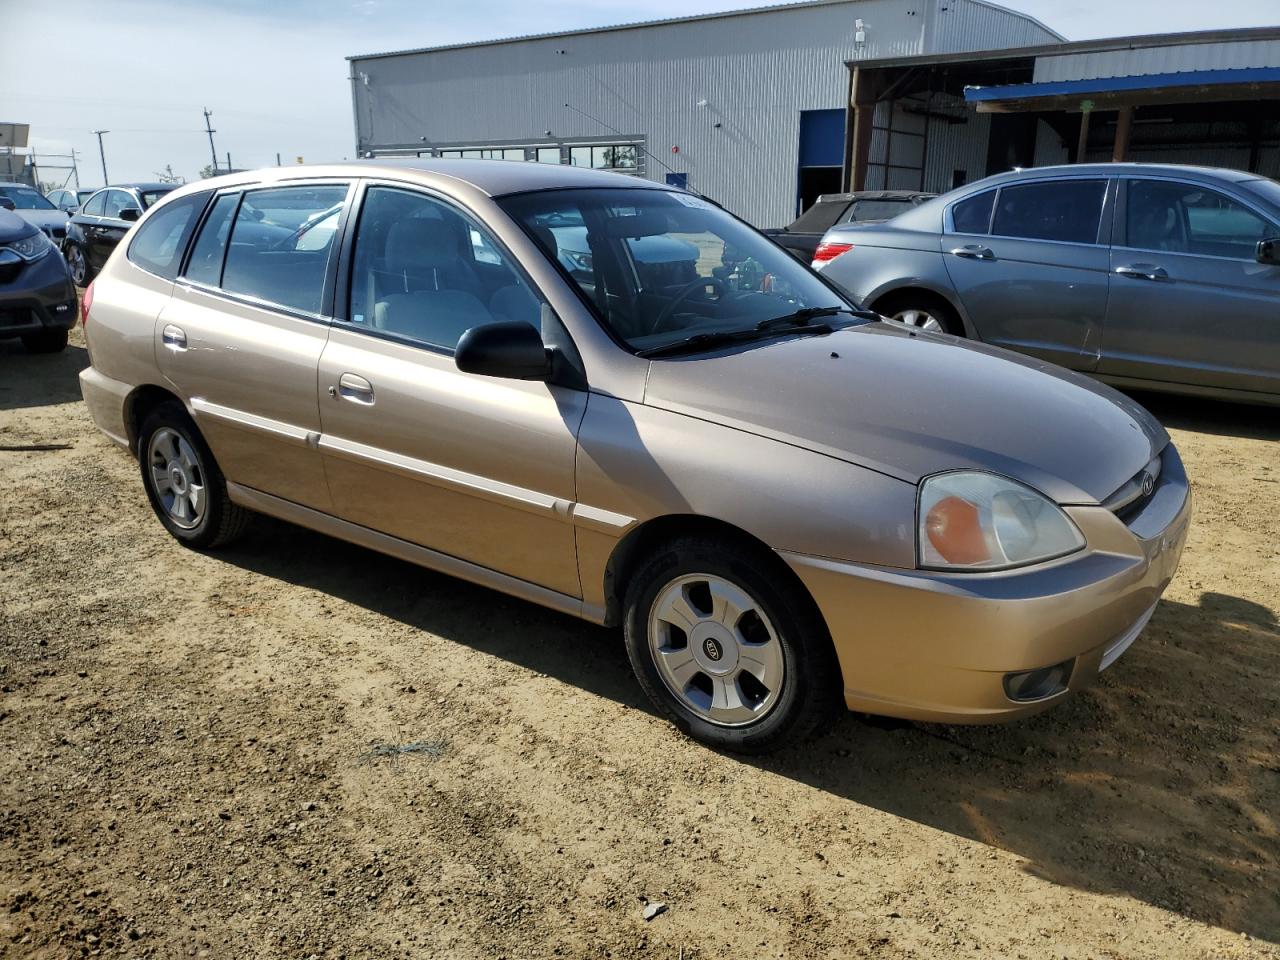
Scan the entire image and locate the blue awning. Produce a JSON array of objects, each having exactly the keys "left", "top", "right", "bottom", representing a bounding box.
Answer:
[{"left": 964, "top": 66, "right": 1280, "bottom": 104}]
